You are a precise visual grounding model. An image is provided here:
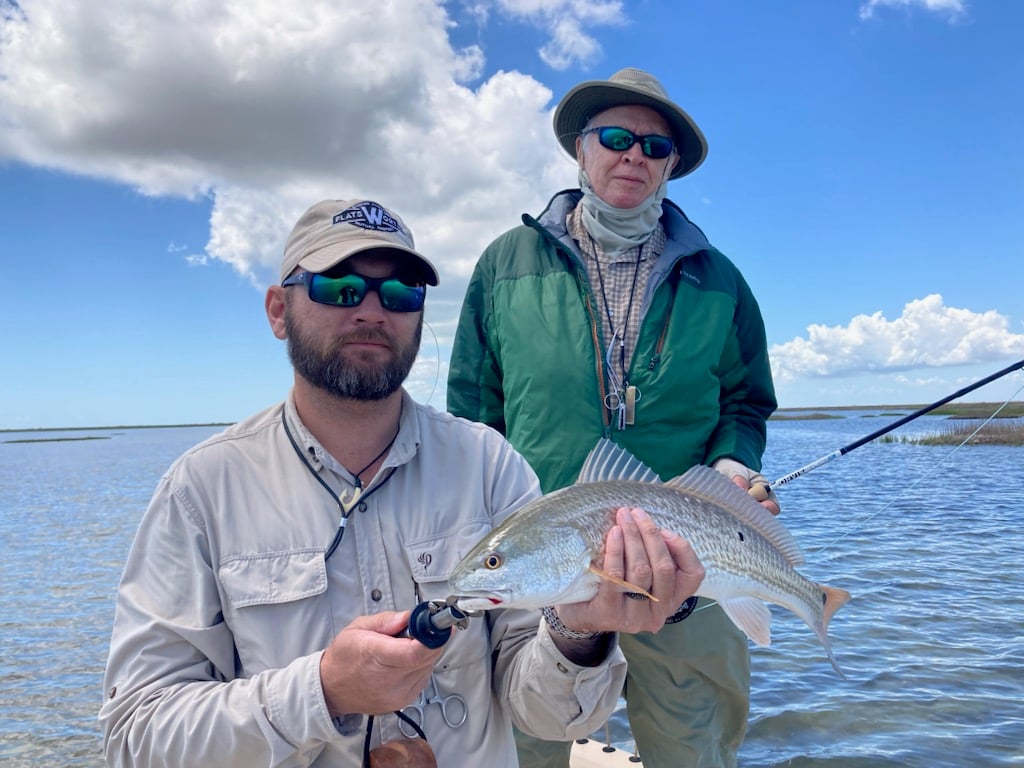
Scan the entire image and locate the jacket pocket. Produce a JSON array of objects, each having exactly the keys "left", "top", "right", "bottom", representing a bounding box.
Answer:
[{"left": 219, "top": 548, "right": 331, "bottom": 671}]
